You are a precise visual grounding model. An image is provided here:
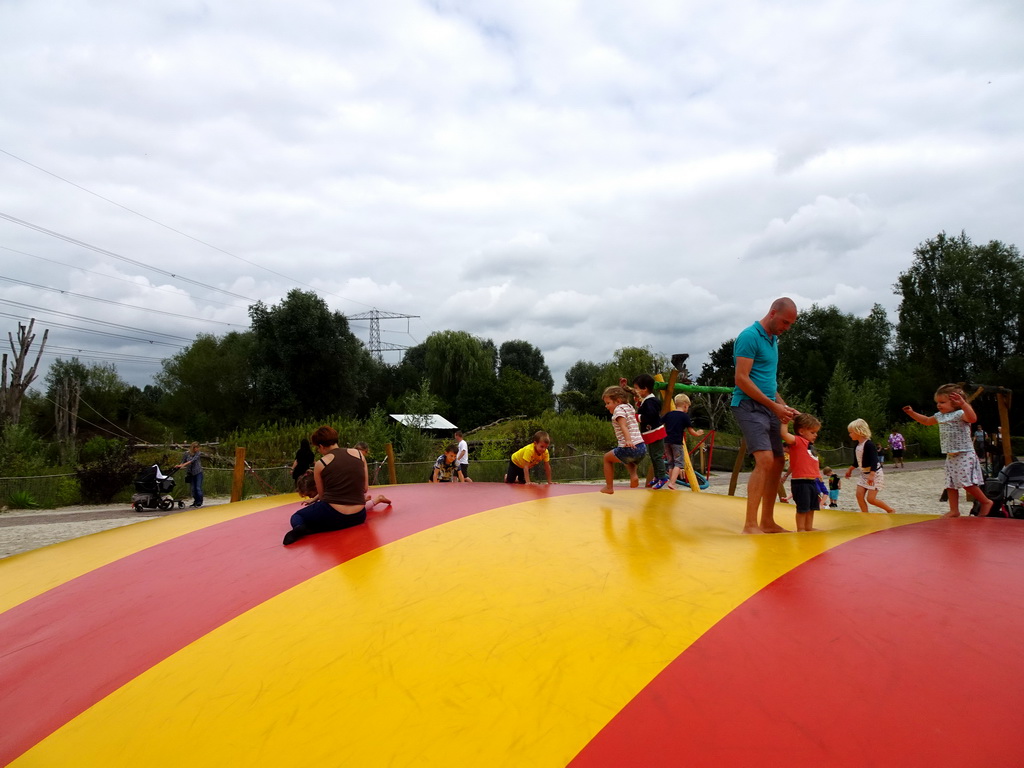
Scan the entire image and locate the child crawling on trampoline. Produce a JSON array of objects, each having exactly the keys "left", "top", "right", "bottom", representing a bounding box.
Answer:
[{"left": 601, "top": 385, "right": 646, "bottom": 494}]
